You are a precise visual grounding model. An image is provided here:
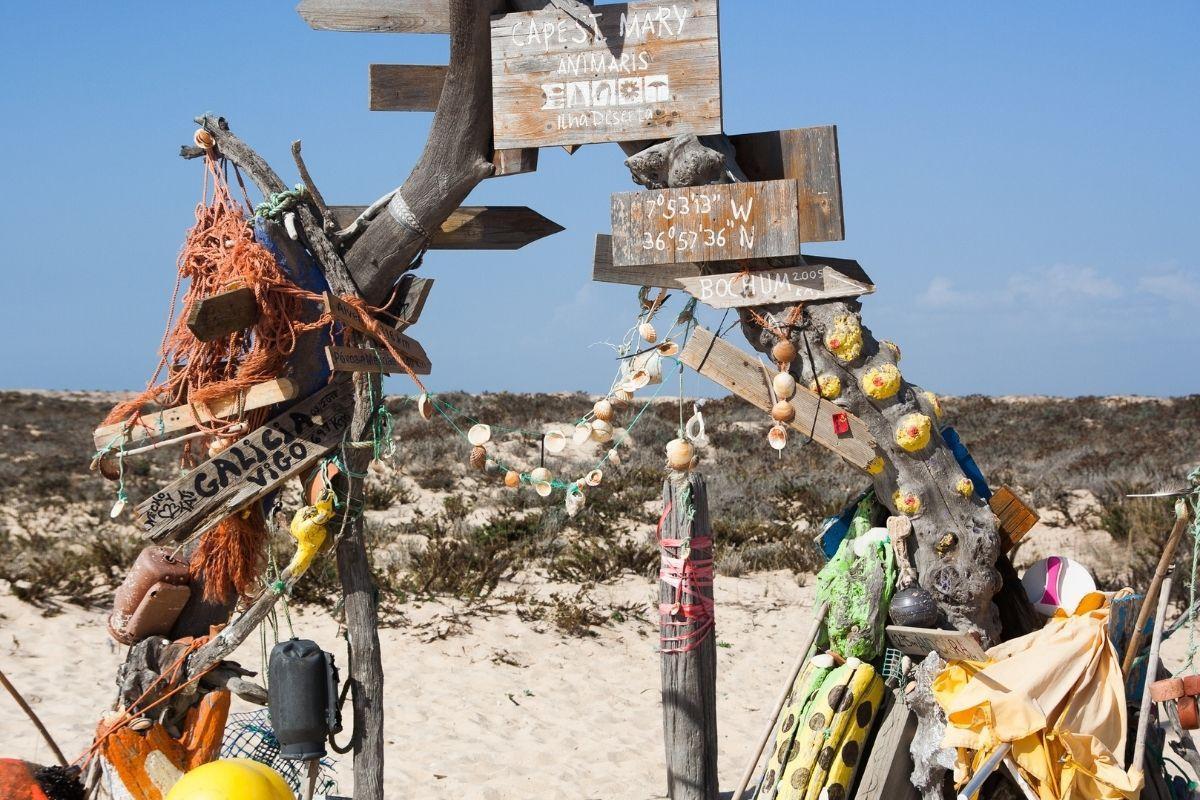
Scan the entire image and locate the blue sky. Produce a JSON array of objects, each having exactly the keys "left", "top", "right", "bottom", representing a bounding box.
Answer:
[{"left": 2, "top": 2, "right": 1197, "bottom": 397}]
